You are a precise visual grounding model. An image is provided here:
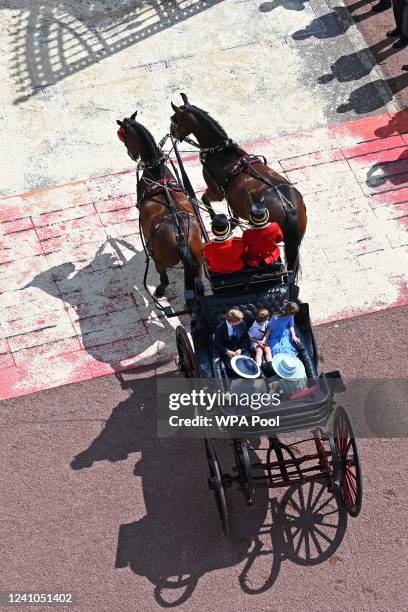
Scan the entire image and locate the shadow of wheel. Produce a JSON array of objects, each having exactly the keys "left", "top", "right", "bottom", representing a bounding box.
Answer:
[{"left": 280, "top": 480, "right": 348, "bottom": 565}]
